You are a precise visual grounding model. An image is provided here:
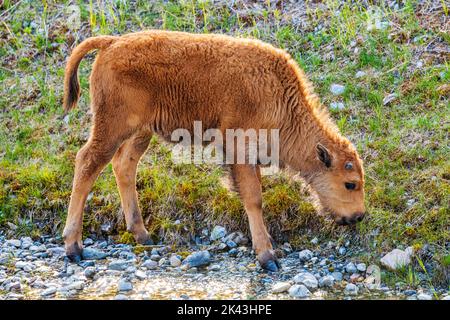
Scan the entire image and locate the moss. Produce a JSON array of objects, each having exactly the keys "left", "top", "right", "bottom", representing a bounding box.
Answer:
[{"left": 118, "top": 231, "right": 136, "bottom": 245}]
